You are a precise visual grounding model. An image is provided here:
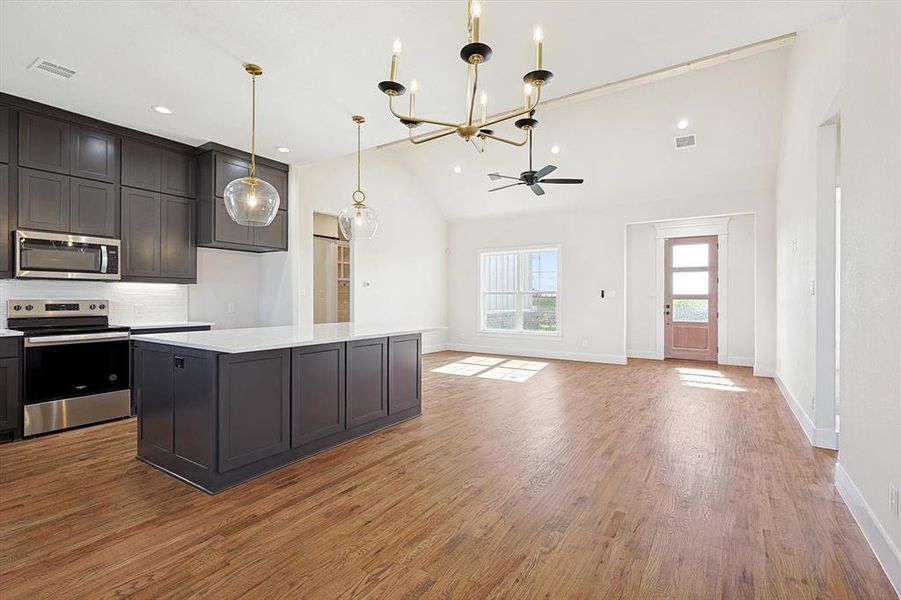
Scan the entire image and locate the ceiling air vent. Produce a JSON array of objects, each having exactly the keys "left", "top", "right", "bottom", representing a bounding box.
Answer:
[
  {"left": 674, "top": 134, "right": 696, "bottom": 150},
  {"left": 28, "top": 58, "right": 76, "bottom": 80}
]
